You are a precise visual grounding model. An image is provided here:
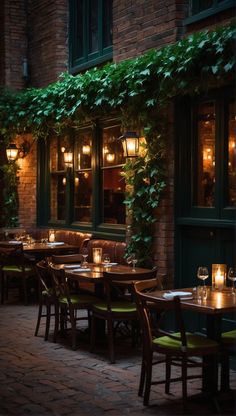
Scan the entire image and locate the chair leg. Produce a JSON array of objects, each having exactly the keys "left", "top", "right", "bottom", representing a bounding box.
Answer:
[
  {"left": 0, "top": 271, "right": 5, "bottom": 304},
  {"left": 70, "top": 309, "right": 77, "bottom": 350},
  {"left": 34, "top": 301, "right": 43, "bottom": 336},
  {"left": 143, "top": 354, "right": 153, "bottom": 406},
  {"left": 90, "top": 315, "right": 96, "bottom": 352},
  {"left": 138, "top": 352, "right": 146, "bottom": 397},
  {"left": 53, "top": 303, "right": 60, "bottom": 343},
  {"left": 221, "top": 353, "right": 230, "bottom": 392},
  {"left": 45, "top": 304, "right": 51, "bottom": 341}
]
